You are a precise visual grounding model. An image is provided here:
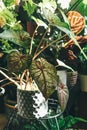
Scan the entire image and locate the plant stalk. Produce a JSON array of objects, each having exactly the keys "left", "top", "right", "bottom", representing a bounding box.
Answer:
[
  {"left": 34, "top": 26, "right": 50, "bottom": 56},
  {"left": 29, "top": 25, "right": 39, "bottom": 55},
  {"left": 0, "top": 70, "right": 20, "bottom": 88},
  {"left": 33, "top": 34, "right": 66, "bottom": 60}
]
